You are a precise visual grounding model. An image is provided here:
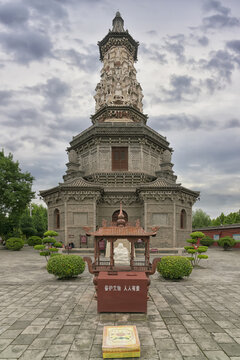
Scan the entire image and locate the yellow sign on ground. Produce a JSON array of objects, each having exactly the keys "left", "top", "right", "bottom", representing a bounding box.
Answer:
[{"left": 102, "top": 325, "right": 140, "bottom": 358}]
